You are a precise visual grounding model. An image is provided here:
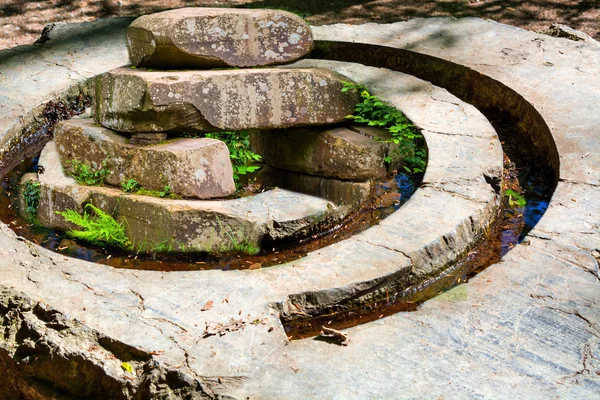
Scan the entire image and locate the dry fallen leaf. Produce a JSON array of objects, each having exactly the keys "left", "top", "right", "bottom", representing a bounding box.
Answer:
[{"left": 201, "top": 300, "right": 213, "bottom": 311}]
